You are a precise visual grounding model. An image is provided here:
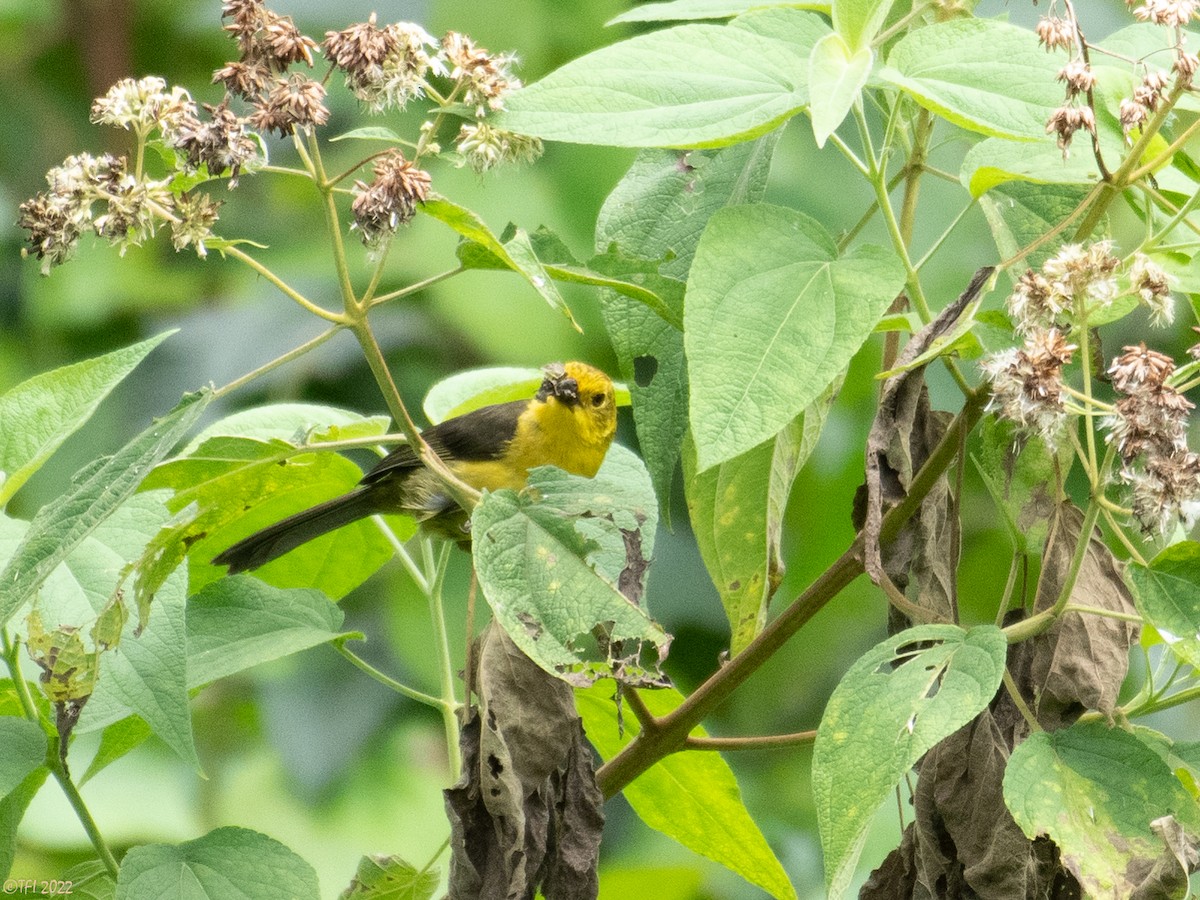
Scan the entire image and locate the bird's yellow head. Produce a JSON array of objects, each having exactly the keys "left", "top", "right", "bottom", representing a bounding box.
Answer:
[{"left": 532, "top": 361, "right": 617, "bottom": 477}]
